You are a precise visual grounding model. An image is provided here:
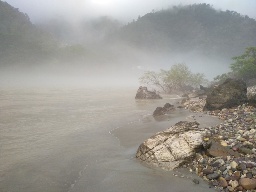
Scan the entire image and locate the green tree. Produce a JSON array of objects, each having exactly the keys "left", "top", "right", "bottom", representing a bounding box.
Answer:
[
  {"left": 163, "top": 64, "right": 192, "bottom": 90},
  {"left": 230, "top": 47, "right": 256, "bottom": 81},
  {"left": 139, "top": 63, "right": 207, "bottom": 93}
]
